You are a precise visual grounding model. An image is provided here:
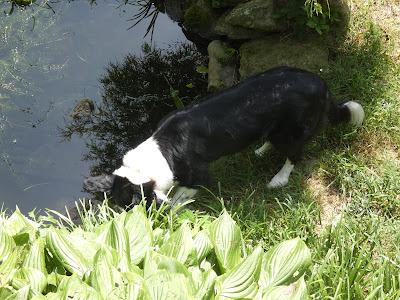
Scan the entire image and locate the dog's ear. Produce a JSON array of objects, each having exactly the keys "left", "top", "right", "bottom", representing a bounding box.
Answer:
[{"left": 83, "top": 175, "right": 115, "bottom": 193}]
